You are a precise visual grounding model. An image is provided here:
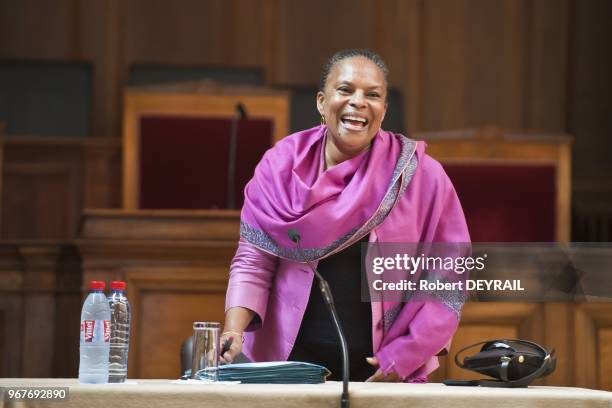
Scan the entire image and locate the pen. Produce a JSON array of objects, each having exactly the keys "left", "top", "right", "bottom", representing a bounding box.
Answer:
[{"left": 221, "top": 336, "right": 234, "bottom": 356}]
